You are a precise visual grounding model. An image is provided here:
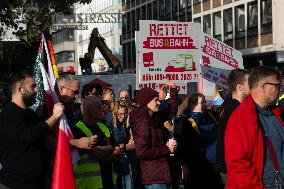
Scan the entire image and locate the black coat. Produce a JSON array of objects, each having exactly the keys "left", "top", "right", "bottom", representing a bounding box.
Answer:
[
  {"left": 216, "top": 98, "right": 240, "bottom": 173},
  {"left": 174, "top": 115, "right": 223, "bottom": 189},
  {"left": 0, "top": 102, "right": 49, "bottom": 189}
]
